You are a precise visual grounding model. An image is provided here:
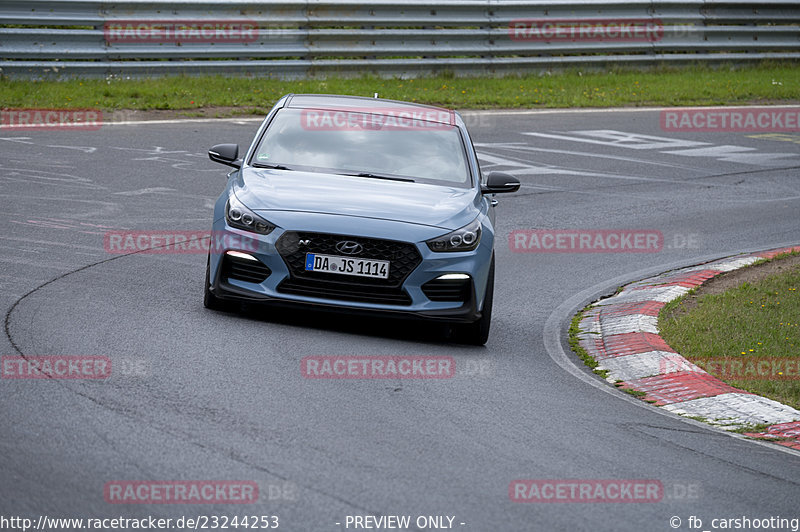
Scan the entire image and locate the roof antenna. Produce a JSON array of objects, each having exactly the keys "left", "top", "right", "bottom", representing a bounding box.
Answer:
[{"left": 373, "top": 92, "right": 379, "bottom": 98}]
